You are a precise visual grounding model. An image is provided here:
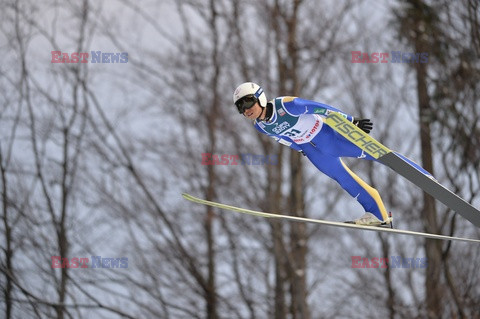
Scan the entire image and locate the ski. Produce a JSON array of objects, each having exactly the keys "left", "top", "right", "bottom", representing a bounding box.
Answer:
[
  {"left": 324, "top": 112, "right": 480, "bottom": 228},
  {"left": 182, "top": 193, "right": 480, "bottom": 244}
]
